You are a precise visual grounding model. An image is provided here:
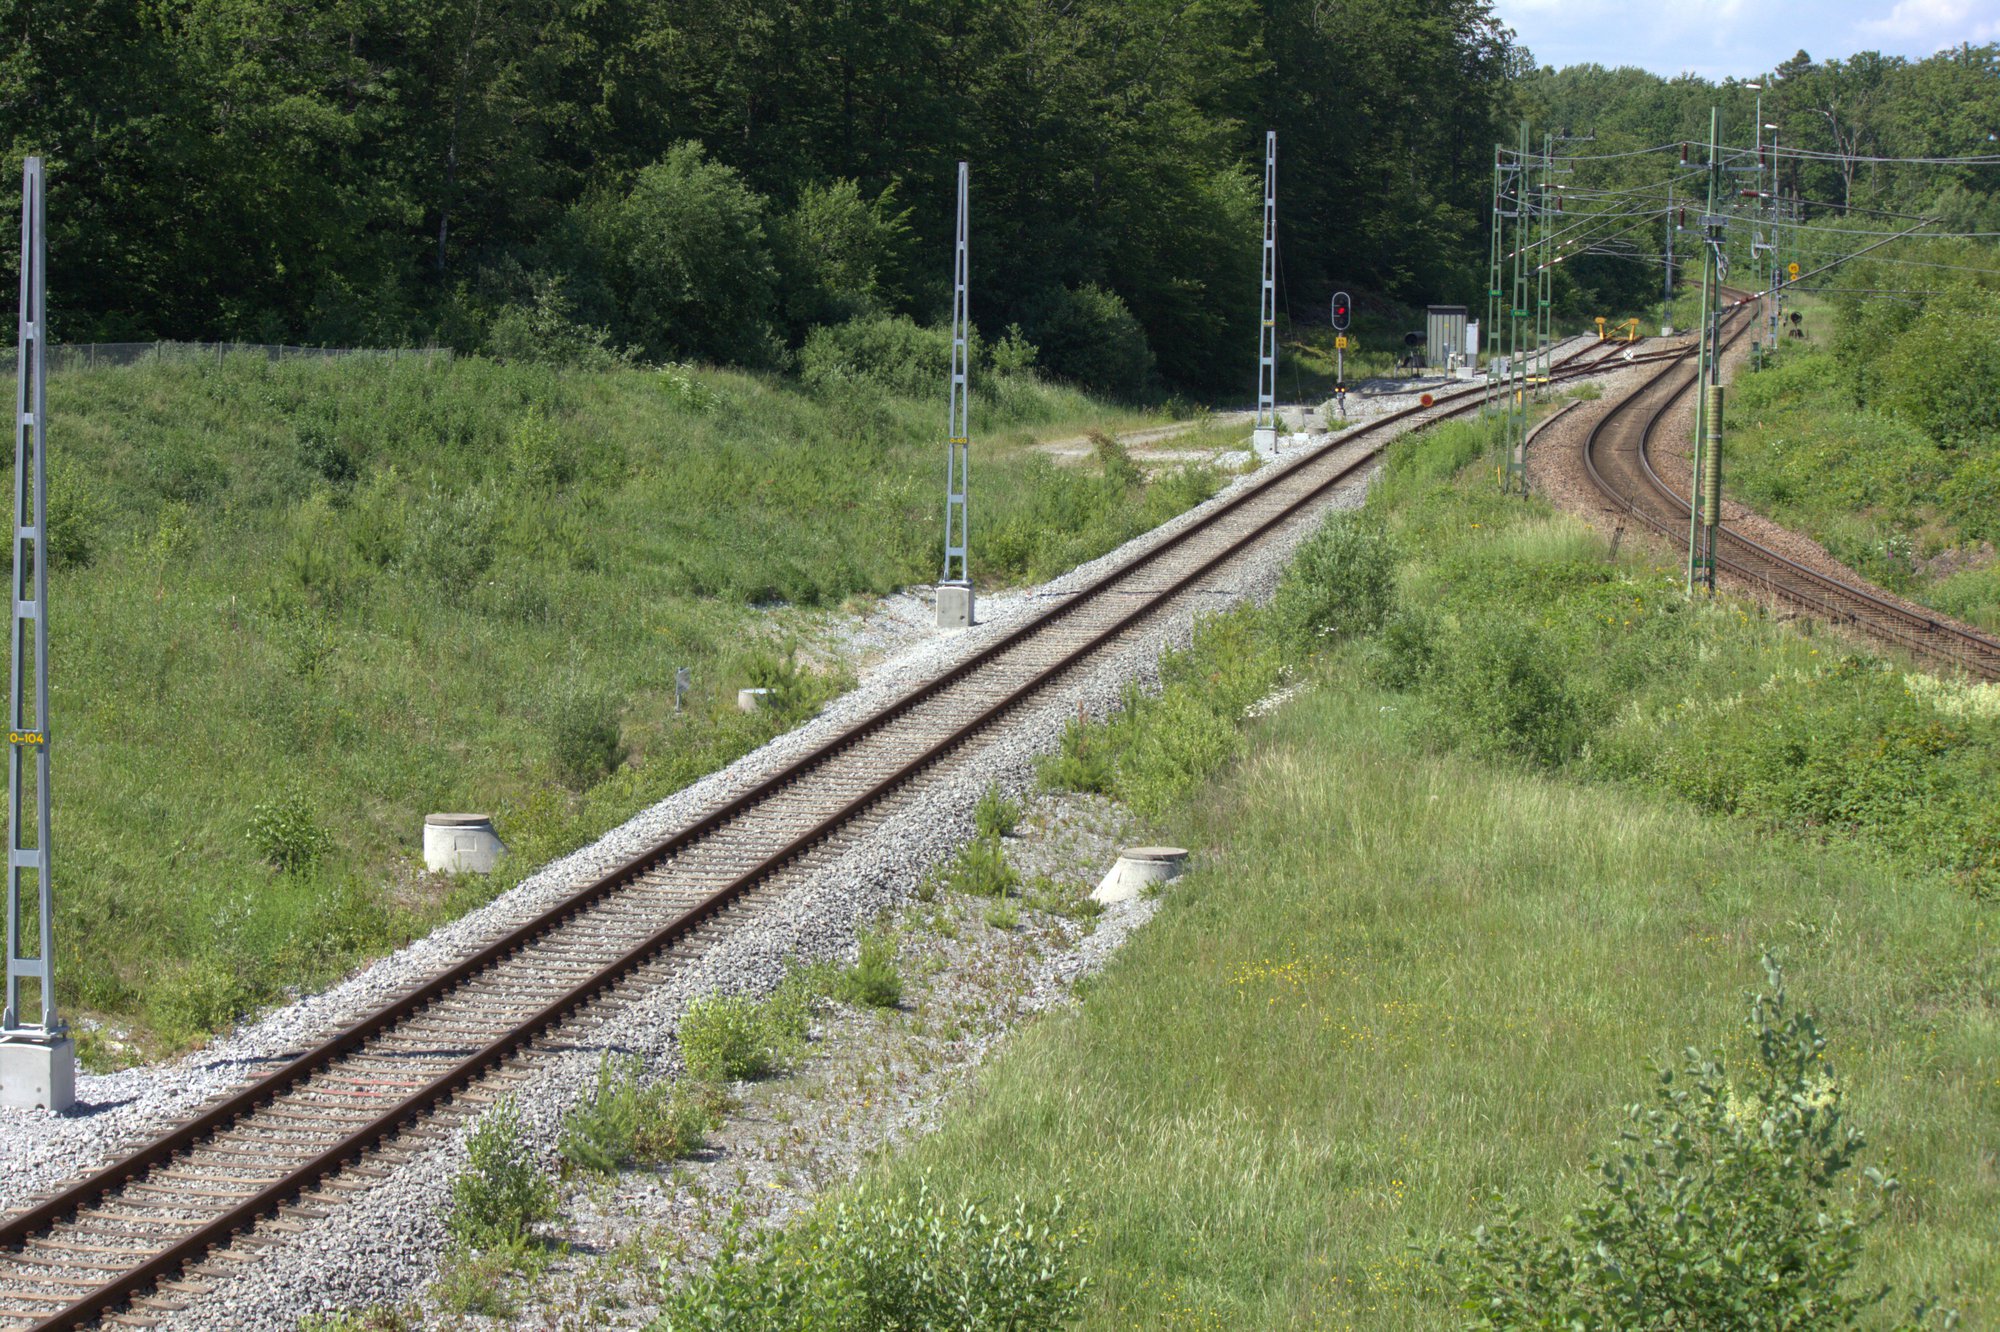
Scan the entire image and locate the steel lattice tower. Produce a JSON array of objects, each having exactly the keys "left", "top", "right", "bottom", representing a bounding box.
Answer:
[
  {"left": 1253, "top": 131, "right": 1278, "bottom": 448},
  {"left": 942, "top": 161, "right": 970, "bottom": 588},
  {"left": 2, "top": 157, "right": 69, "bottom": 1112}
]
